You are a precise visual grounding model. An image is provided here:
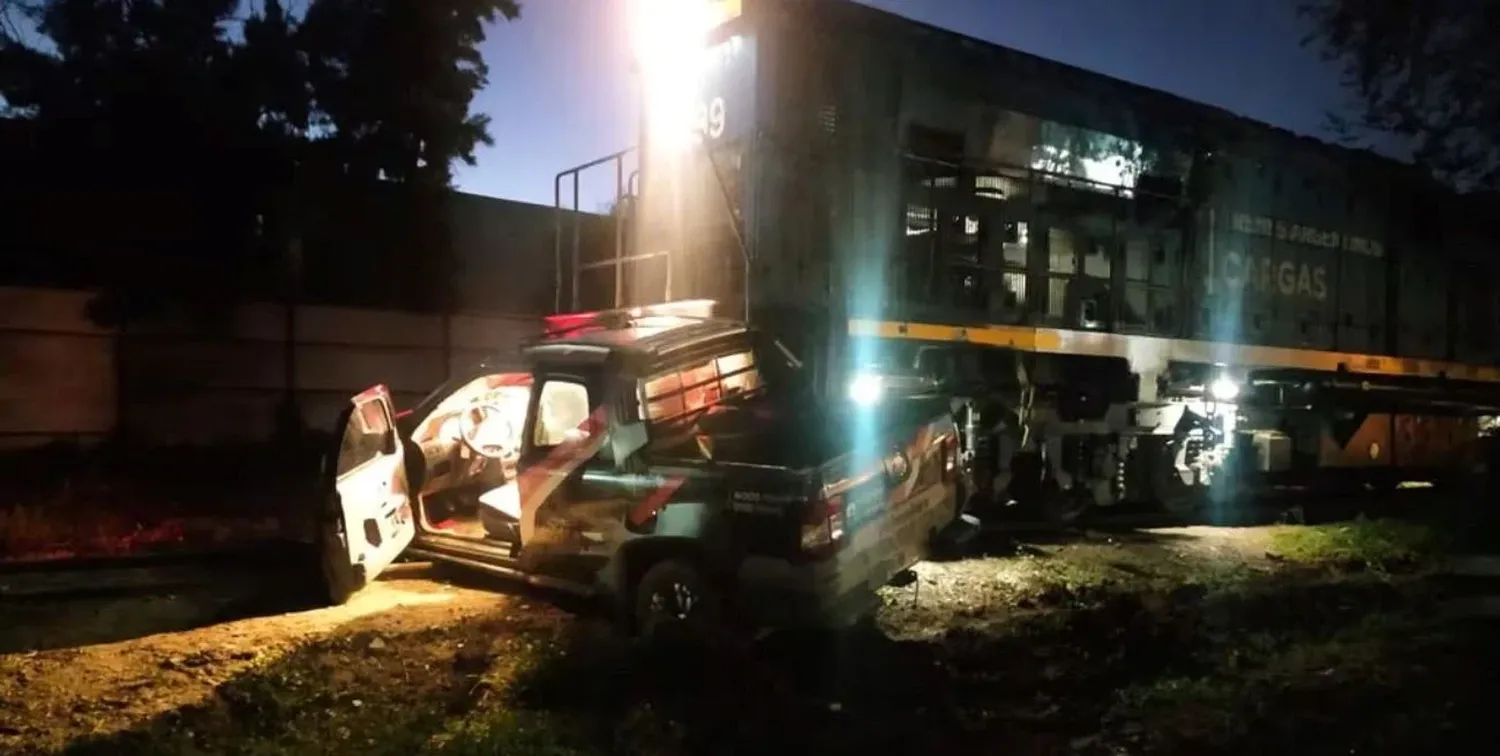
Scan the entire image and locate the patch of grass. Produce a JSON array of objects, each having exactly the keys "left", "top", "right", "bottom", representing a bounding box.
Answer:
[
  {"left": 54, "top": 612, "right": 657, "bottom": 756},
  {"left": 1265, "top": 517, "right": 1439, "bottom": 570},
  {"left": 427, "top": 710, "right": 593, "bottom": 756},
  {"left": 1105, "top": 604, "right": 1461, "bottom": 753},
  {"left": 429, "top": 702, "right": 682, "bottom": 756},
  {"left": 1012, "top": 538, "right": 1265, "bottom": 609},
  {"left": 1177, "top": 558, "right": 1262, "bottom": 592},
  {"left": 1111, "top": 673, "right": 1261, "bottom": 746},
  {"left": 33, "top": 517, "right": 1480, "bottom": 756},
  {"left": 1029, "top": 554, "right": 1121, "bottom": 591}
]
